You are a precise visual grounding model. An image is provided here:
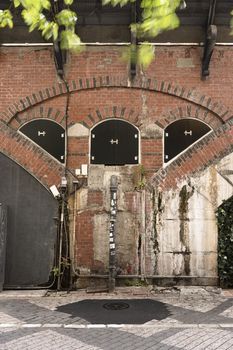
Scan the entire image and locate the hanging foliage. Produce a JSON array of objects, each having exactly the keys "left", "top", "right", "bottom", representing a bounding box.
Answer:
[
  {"left": 0, "top": 0, "right": 182, "bottom": 66},
  {"left": 0, "top": 1, "right": 232, "bottom": 67},
  {"left": 0, "top": 0, "right": 83, "bottom": 52},
  {"left": 217, "top": 196, "right": 233, "bottom": 288},
  {"left": 103, "top": 0, "right": 181, "bottom": 67}
]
